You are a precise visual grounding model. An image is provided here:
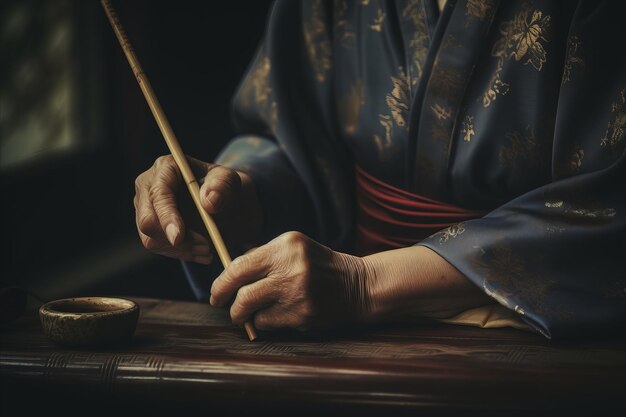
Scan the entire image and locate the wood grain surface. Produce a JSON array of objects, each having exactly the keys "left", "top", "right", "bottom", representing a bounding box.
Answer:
[{"left": 1, "top": 298, "right": 625, "bottom": 416}]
